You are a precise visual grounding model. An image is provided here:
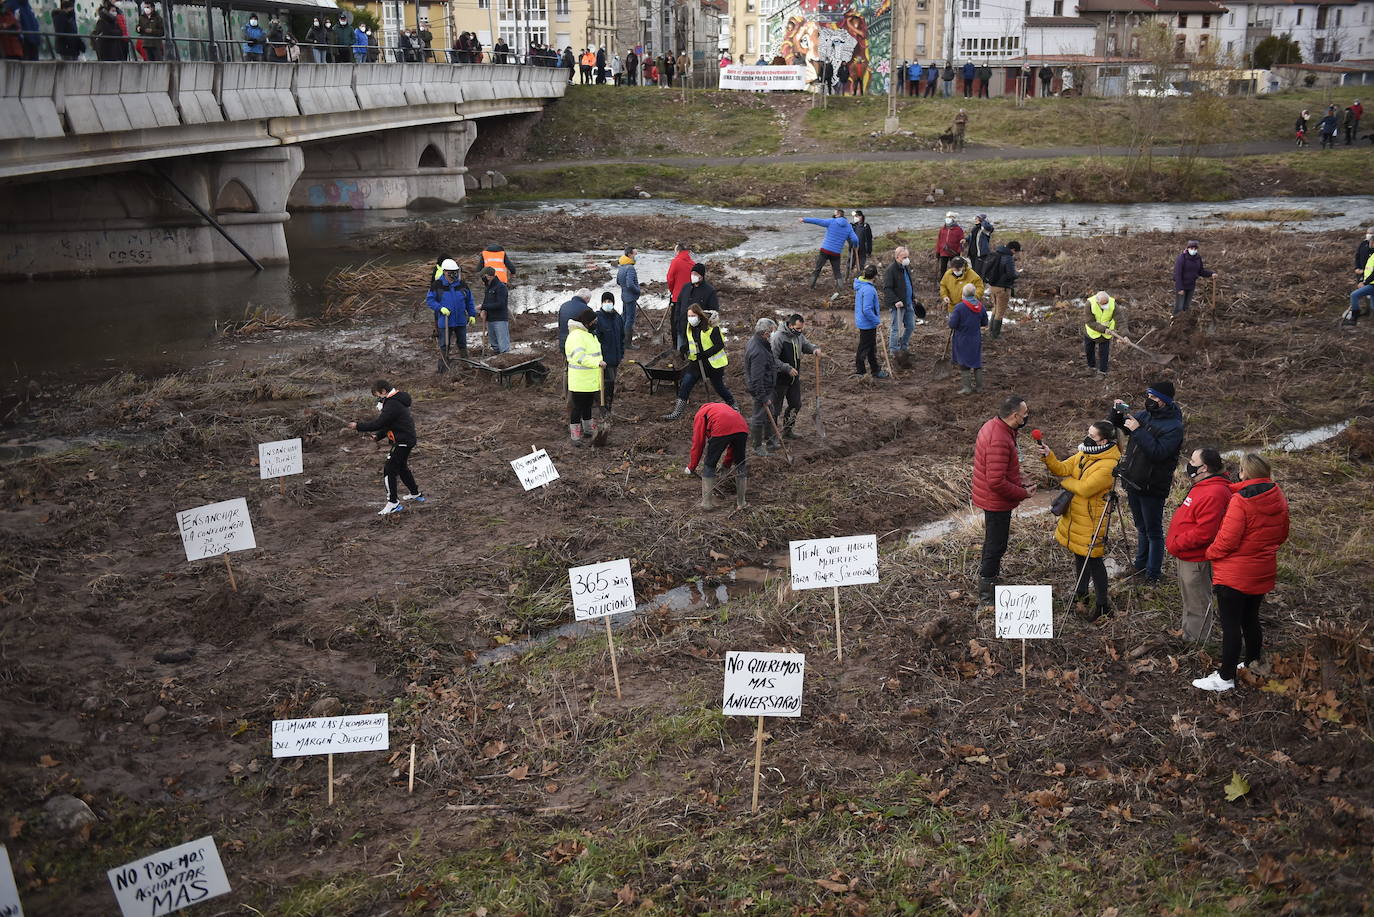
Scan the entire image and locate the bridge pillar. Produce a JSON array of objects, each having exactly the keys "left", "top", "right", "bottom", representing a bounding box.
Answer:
[
  {"left": 288, "top": 121, "right": 476, "bottom": 211},
  {"left": 0, "top": 146, "right": 302, "bottom": 279}
]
